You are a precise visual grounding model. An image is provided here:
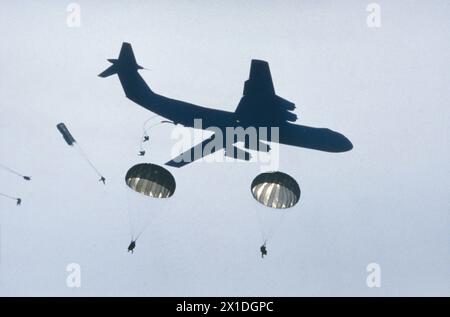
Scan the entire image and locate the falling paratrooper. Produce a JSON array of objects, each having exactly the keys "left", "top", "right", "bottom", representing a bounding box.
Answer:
[
  {"left": 0, "top": 192, "right": 22, "bottom": 206},
  {"left": 0, "top": 163, "right": 31, "bottom": 181},
  {"left": 0, "top": 163, "right": 30, "bottom": 206}
]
